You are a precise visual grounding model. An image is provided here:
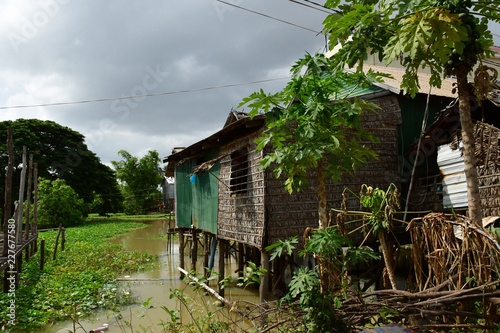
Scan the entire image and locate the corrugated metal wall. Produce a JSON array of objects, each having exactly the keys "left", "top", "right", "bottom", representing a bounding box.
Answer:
[
  {"left": 192, "top": 151, "right": 219, "bottom": 234},
  {"left": 175, "top": 149, "right": 219, "bottom": 233},
  {"left": 176, "top": 159, "right": 194, "bottom": 229},
  {"left": 437, "top": 143, "right": 468, "bottom": 209}
]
